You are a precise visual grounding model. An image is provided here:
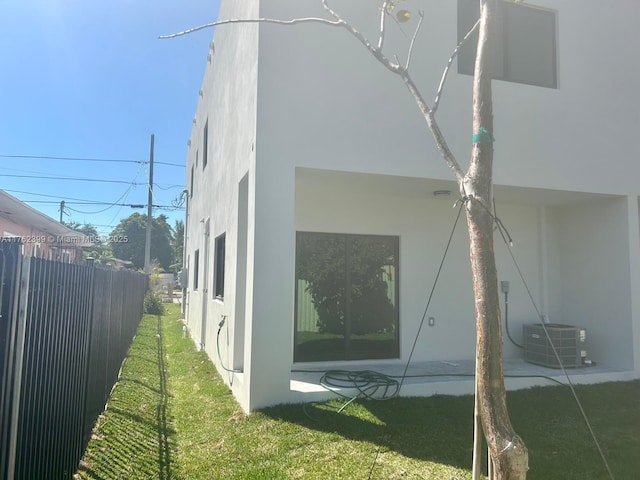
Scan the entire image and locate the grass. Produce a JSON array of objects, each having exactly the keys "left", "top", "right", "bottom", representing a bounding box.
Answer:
[{"left": 76, "top": 304, "right": 640, "bottom": 479}]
